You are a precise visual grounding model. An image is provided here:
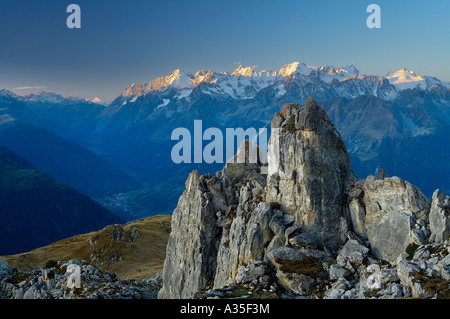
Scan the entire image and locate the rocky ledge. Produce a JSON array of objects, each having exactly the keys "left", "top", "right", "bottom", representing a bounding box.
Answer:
[
  {"left": 158, "top": 98, "right": 450, "bottom": 299},
  {"left": 0, "top": 258, "right": 161, "bottom": 299}
]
